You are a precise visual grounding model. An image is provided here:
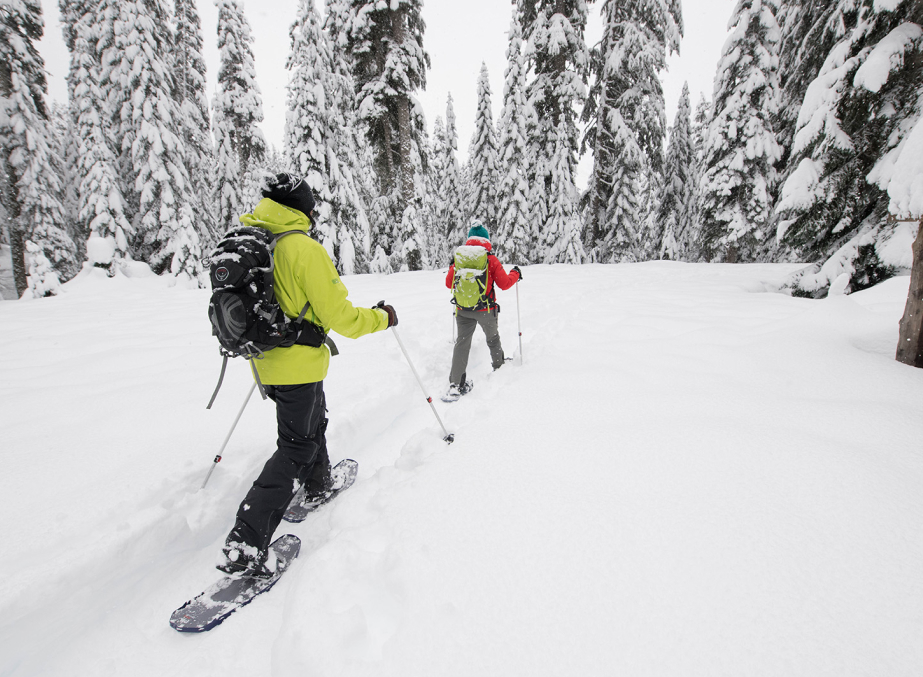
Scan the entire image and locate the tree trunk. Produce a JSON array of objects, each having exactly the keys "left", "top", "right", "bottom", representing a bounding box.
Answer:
[
  {"left": 381, "top": 115, "right": 395, "bottom": 198},
  {"left": 396, "top": 96, "right": 413, "bottom": 208},
  {"left": 9, "top": 225, "right": 28, "bottom": 298},
  {"left": 896, "top": 218, "right": 923, "bottom": 367}
]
